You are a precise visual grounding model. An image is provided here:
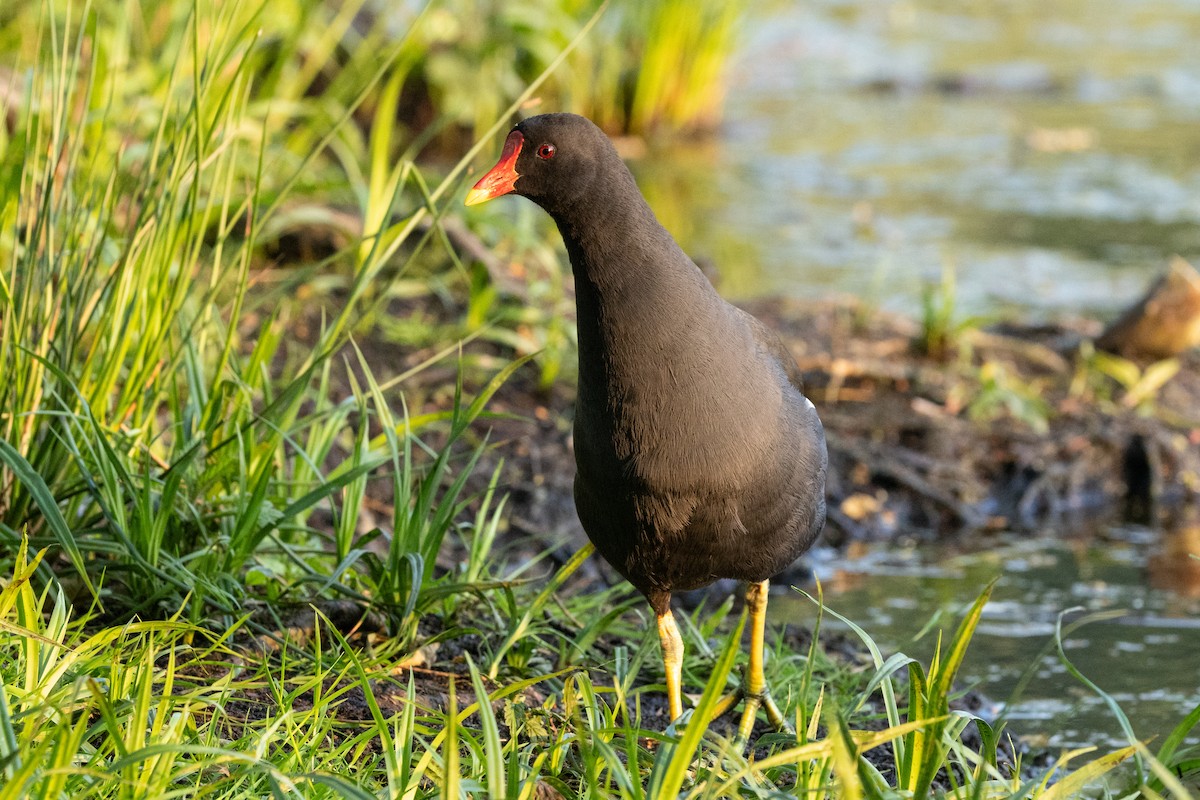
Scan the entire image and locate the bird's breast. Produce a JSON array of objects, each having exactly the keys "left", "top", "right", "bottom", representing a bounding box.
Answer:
[
  {"left": 574, "top": 344, "right": 787, "bottom": 496},
  {"left": 570, "top": 253, "right": 797, "bottom": 496}
]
